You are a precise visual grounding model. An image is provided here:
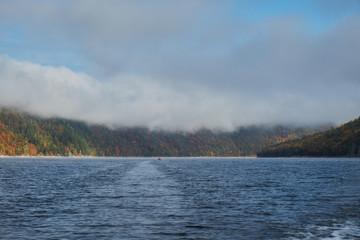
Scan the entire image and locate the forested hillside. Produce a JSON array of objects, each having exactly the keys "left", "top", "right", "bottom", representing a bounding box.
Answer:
[
  {"left": 258, "top": 117, "right": 360, "bottom": 157},
  {"left": 0, "top": 108, "right": 323, "bottom": 157}
]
